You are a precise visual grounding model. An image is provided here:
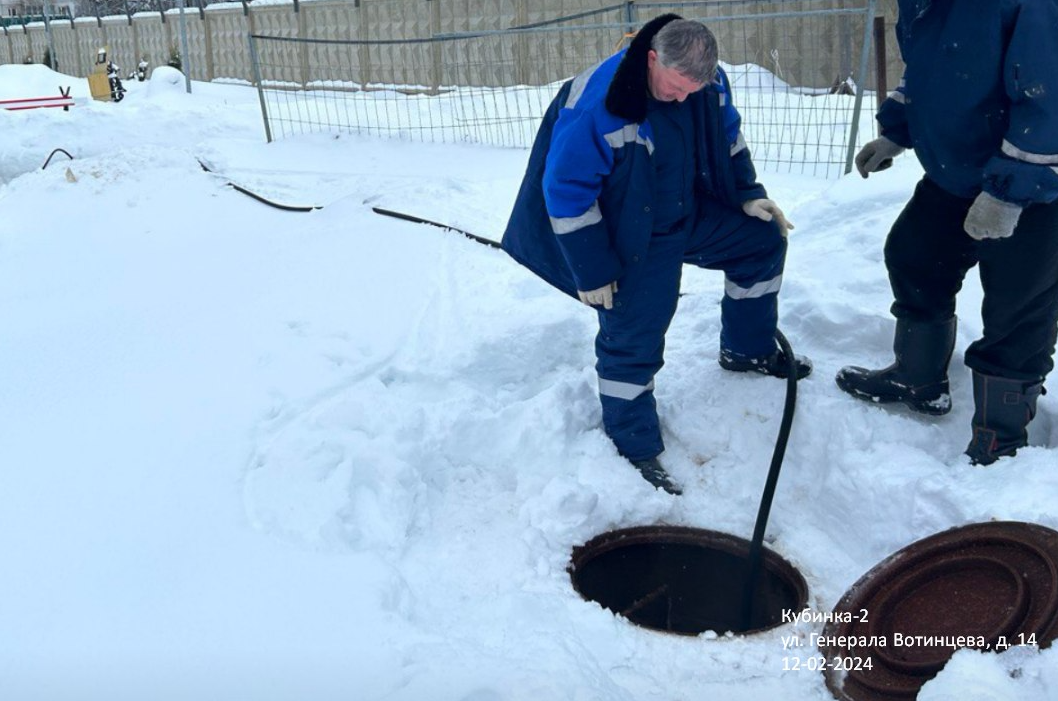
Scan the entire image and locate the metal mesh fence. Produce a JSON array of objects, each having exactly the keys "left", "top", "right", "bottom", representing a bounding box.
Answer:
[{"left": 250, "top": 0, "right": 878, "bottom": 177}]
